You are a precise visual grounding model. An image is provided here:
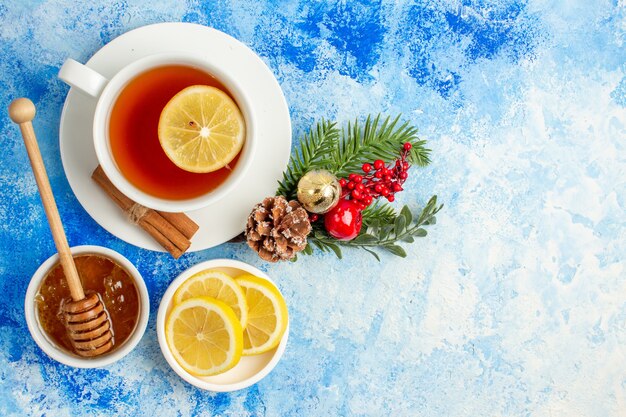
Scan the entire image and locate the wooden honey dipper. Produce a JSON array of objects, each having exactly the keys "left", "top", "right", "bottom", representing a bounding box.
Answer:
[{"left": 9, "top": 98, "right": 114, "bottom": 357}]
